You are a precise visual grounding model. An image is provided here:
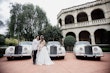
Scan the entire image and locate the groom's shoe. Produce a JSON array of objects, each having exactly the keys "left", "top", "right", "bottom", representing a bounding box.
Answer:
[{"left": 33, "top": 62, "right": 36, "bottom": 65}]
